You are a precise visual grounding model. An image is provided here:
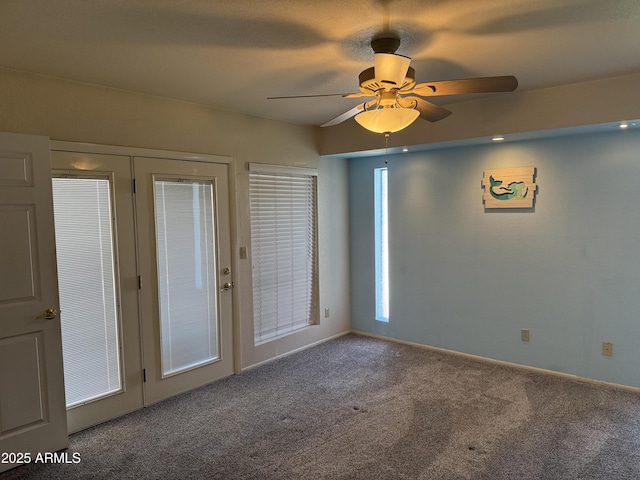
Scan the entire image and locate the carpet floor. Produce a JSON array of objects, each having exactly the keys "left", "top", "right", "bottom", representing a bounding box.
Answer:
[{"left": 3, "top": 333, "right": 640, "bottom": 479}]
